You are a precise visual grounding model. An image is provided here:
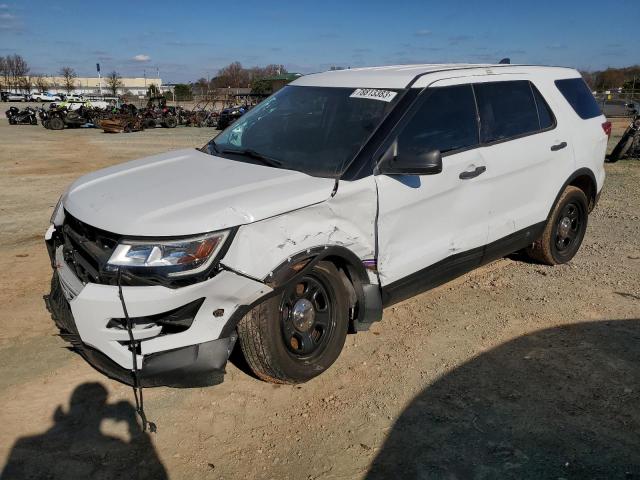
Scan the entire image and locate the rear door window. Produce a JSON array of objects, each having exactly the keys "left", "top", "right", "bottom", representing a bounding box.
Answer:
[
  {"left": 554, "top": 78, "right": 602, "bottom": 119},
  {"left": 397, "top": 84, "right": 479, "bottom": 156},
  {"left": 531, "top": 85, "right": 555, "bottom": 130},
  {"left": 474, "top": 80, "right": 540, "bottom": 143}
]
